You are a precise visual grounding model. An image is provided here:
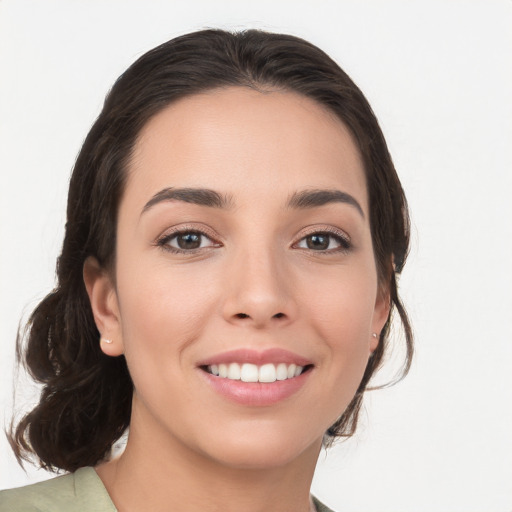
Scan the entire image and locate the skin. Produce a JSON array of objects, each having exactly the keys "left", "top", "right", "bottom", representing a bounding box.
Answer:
[{"left": 84, "top": 87, "right": 389, "bottom": 512}]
